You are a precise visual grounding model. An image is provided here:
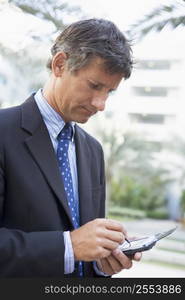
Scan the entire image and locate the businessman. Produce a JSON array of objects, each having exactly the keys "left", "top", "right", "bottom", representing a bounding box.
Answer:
[{"left": 0, "top": 18, "right": 141, "bottom": 277}]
